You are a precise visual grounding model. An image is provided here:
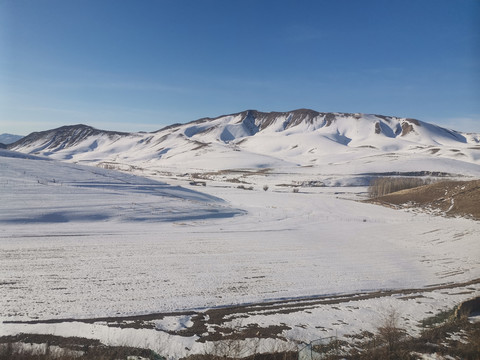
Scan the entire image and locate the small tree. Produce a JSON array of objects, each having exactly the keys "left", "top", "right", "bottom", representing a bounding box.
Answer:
[
  {"left": 377, "top": 308, "right": 407, "bottom": 358},
  {"left": 263, "top": 185, "right": 269, "bottom": 191}
]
